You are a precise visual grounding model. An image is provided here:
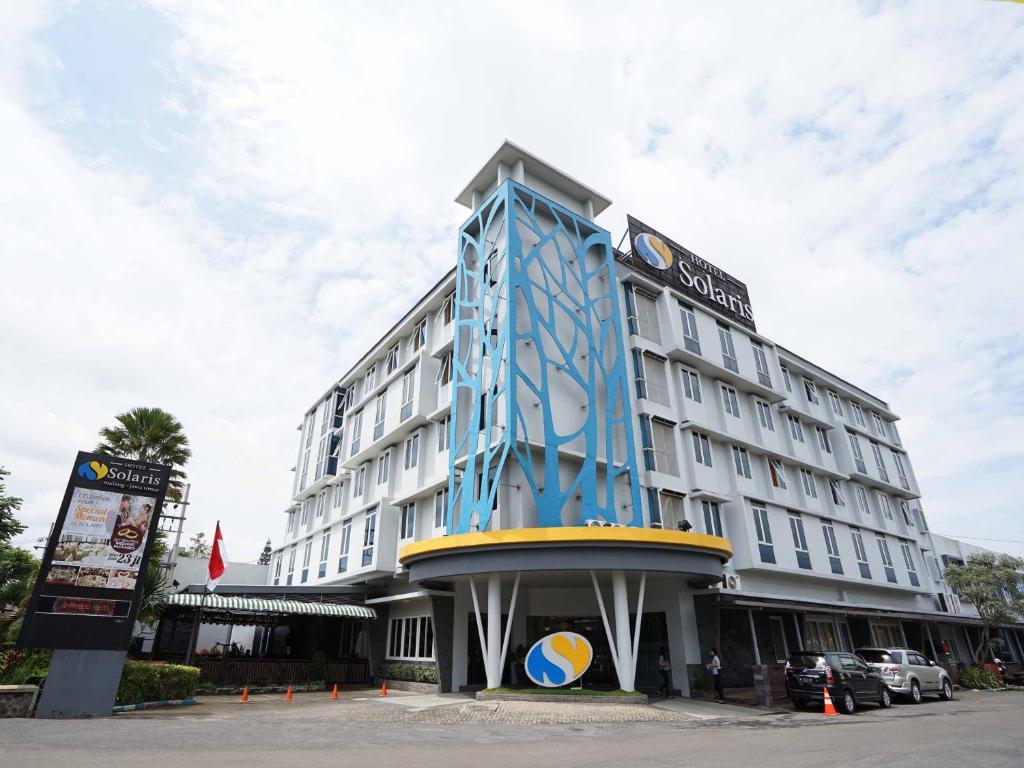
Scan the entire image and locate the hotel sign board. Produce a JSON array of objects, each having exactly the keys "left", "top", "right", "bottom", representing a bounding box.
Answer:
[
  {"left": 18, "top": 451, "right": 171, "bottom": 651},
  {"left": 625, "top": 215, "right": 756, "bottom": 332}
]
